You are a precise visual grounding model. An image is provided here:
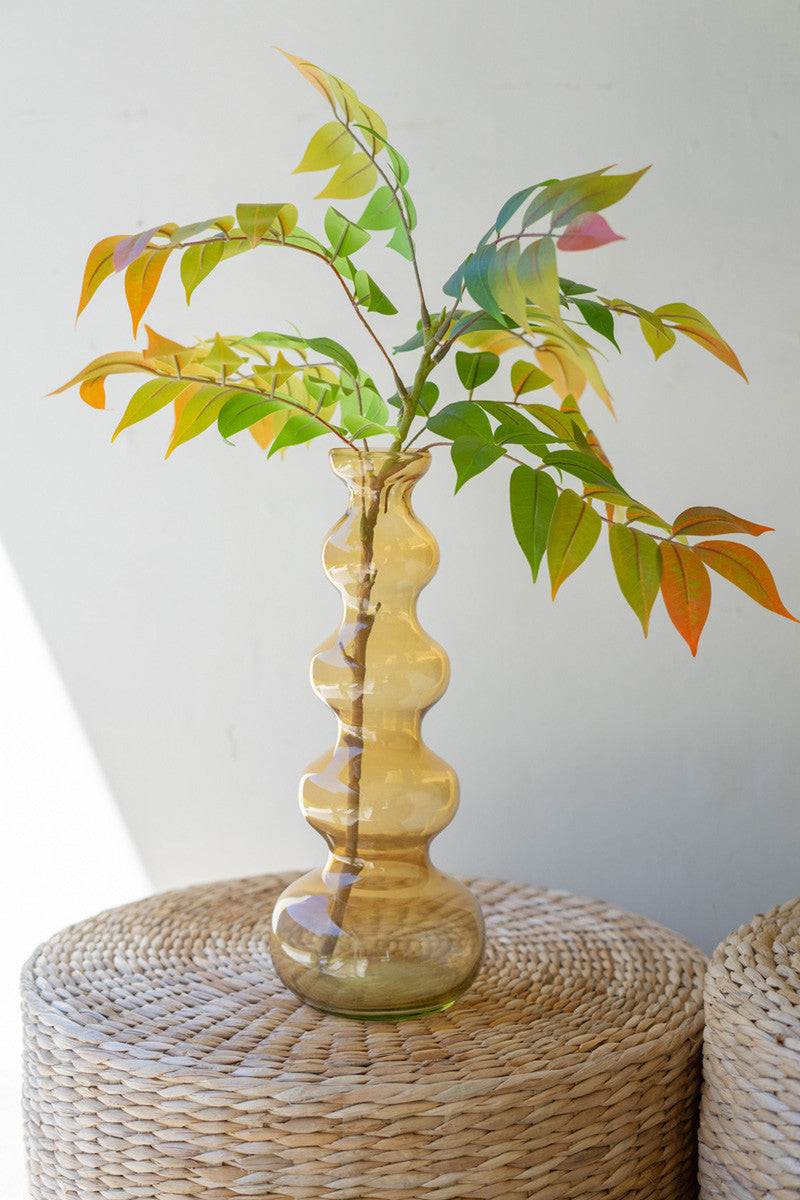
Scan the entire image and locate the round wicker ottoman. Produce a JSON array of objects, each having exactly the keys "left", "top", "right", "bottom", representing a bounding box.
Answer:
[
  {"left": 23, "top": 875, "right": 706, "bottom": 1200},
  {"left": 699, "top": 897, "right": 800, "bottom": 1198}
]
